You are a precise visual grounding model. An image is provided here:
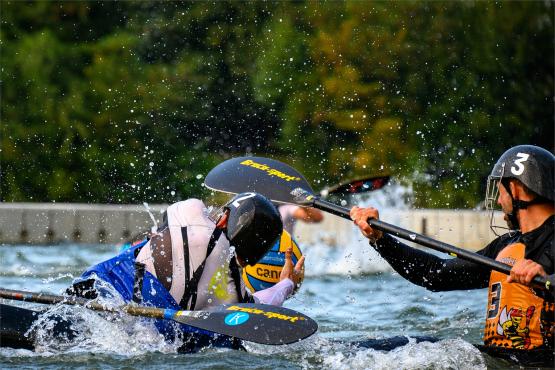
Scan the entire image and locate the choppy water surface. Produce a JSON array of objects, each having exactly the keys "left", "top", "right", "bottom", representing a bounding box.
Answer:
[{"left": 0, "top": 241, "right": 525, "bottom": 369}]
